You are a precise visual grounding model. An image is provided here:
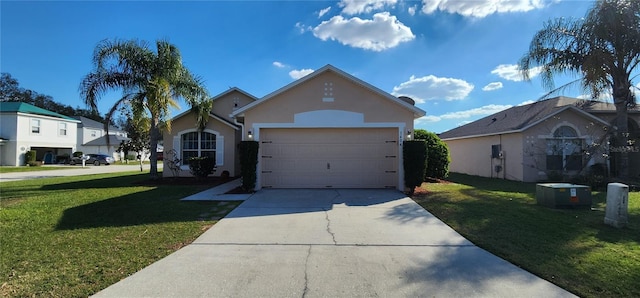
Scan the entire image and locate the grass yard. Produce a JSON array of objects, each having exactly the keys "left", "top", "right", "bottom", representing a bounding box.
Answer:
[
  {"left": 413, "top": 173, "right": 640, "bottom": 298},
  {"left": 0, "top": 166, "right": 72, "bottom": 173},
  {"left": 0, "top": 172, "right": 240, "bottom": 297}
]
